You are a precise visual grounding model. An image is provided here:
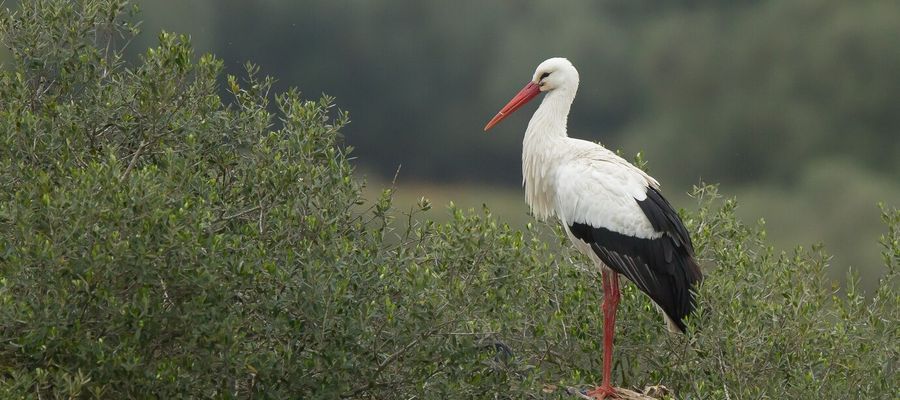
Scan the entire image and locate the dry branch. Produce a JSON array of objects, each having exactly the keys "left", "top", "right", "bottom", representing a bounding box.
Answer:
[{"left": 548, "top": 384, "right": 671, "bottom": 400}]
